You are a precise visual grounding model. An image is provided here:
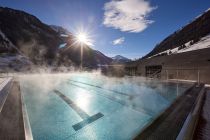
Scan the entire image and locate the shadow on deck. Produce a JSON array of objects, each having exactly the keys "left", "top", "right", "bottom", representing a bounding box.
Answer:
[{"left": 134, "top": 84, "right": 204, "bottom": 140}]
